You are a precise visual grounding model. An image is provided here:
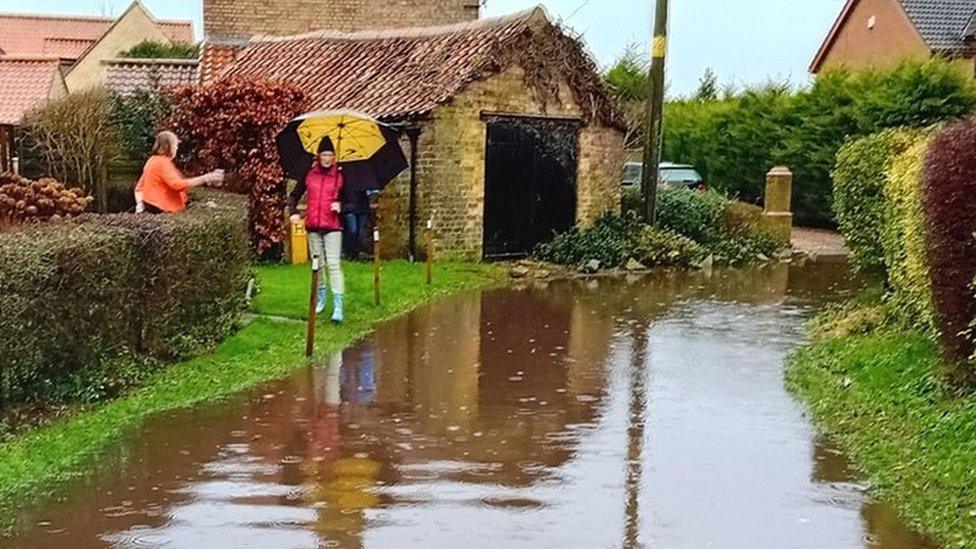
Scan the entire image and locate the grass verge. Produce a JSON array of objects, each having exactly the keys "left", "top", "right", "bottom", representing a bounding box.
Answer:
[
  {"left": 0, "top": 260, "right": 504, "bottom": 533},
  {"left": 787, "top": 314, "right": 976, "bottom": 547}
]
